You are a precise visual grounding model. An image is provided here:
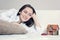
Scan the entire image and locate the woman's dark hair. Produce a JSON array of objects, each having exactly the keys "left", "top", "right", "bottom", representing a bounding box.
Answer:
[{"left": 17, "top": 4, "right": 36, "bottom": 27}]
